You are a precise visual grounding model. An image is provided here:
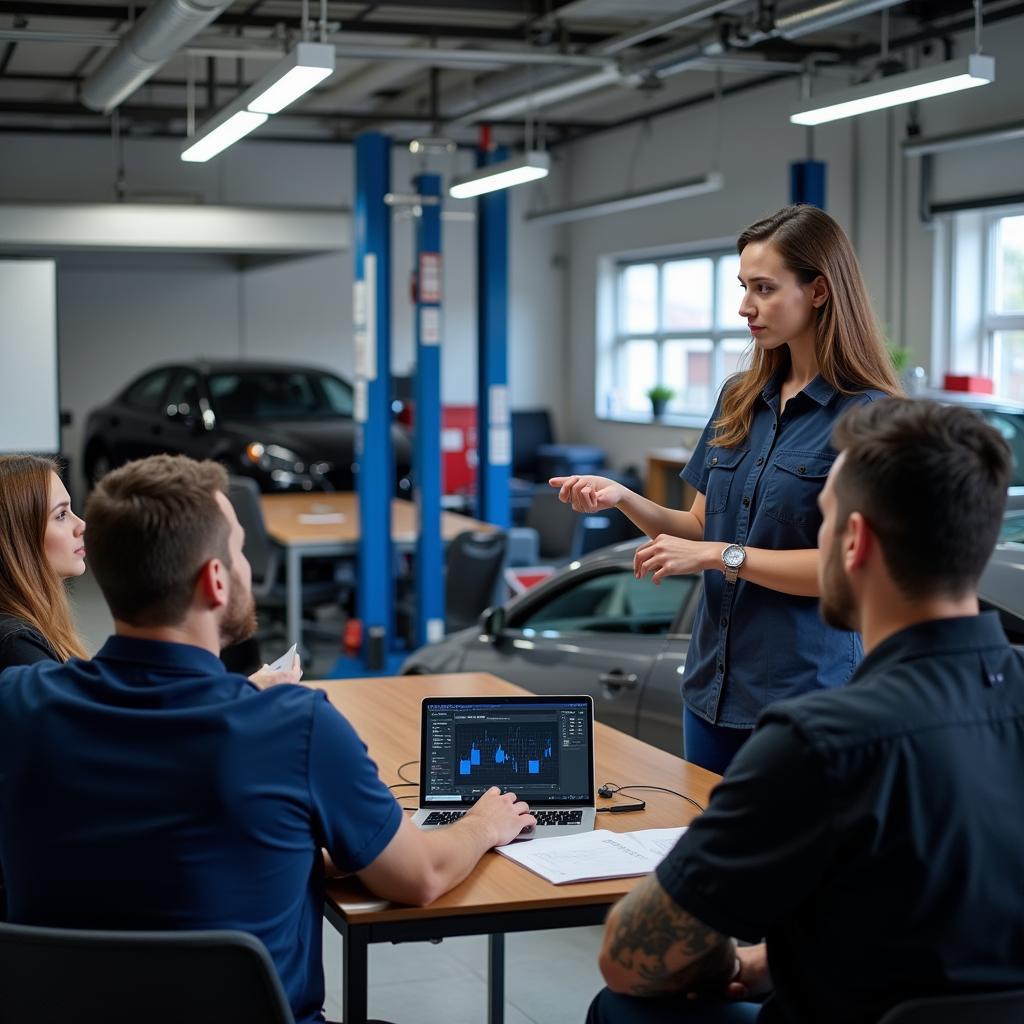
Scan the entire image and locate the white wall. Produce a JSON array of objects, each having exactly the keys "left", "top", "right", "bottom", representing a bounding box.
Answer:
[
  {"left": 0, "top": 132, "right": 568, "bottom": 488},
  {"left": 557, "top": 15, "right": 1024, "bottom": 470}
]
